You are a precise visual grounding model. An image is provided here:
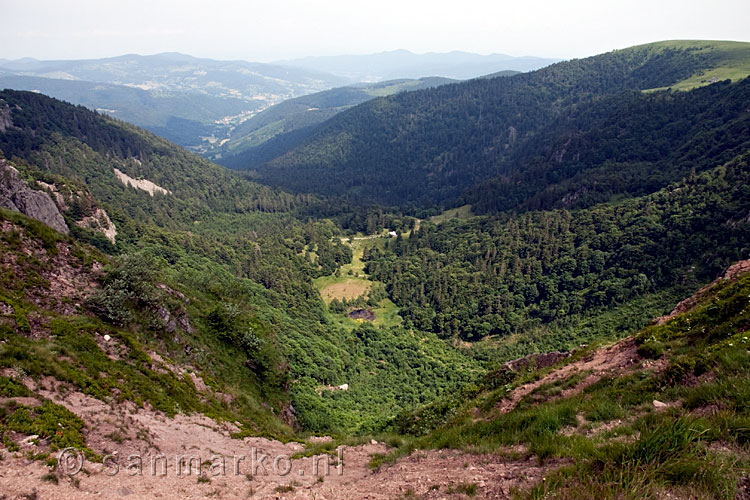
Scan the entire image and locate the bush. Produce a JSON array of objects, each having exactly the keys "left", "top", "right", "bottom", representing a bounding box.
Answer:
[
  {"left": 638, "top": 339, "right": 665, "bottom": 359},
  {"left": 86, "top": 253, "right": 160, "bottom": 325},
  {"left": 4, "top": 400, "right": 87, "bottom": 451},
  {"left": 0, "top": 376, "right": 32, "bottom": 397},
  {"left": 328, "top": 298, "right": 346, "bottom": 314}
]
